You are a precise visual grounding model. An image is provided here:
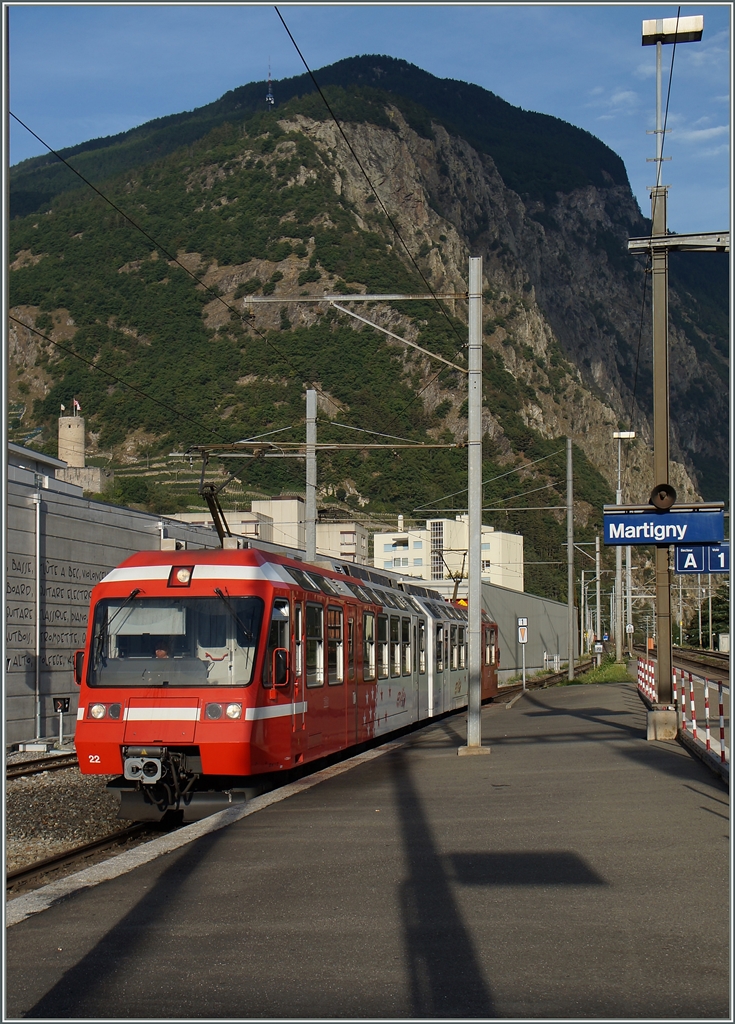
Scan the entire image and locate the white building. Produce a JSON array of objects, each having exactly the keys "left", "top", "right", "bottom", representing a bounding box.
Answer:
[
  {"left": 176, "top": 497, "right": 369, "bottom": 564},
  {"left": 373, "top": 516, "right": 524, "bottom": 593}
]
